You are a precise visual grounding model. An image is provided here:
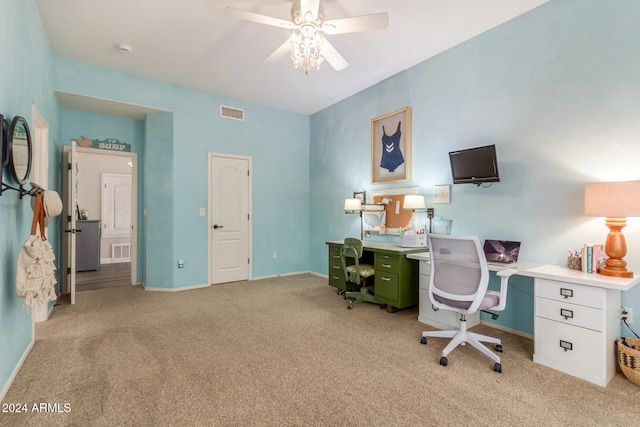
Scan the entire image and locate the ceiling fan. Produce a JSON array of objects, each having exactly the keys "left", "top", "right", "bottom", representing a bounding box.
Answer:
[{"left": 225, "top": 0, "right": 389, "bottom": 76}]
